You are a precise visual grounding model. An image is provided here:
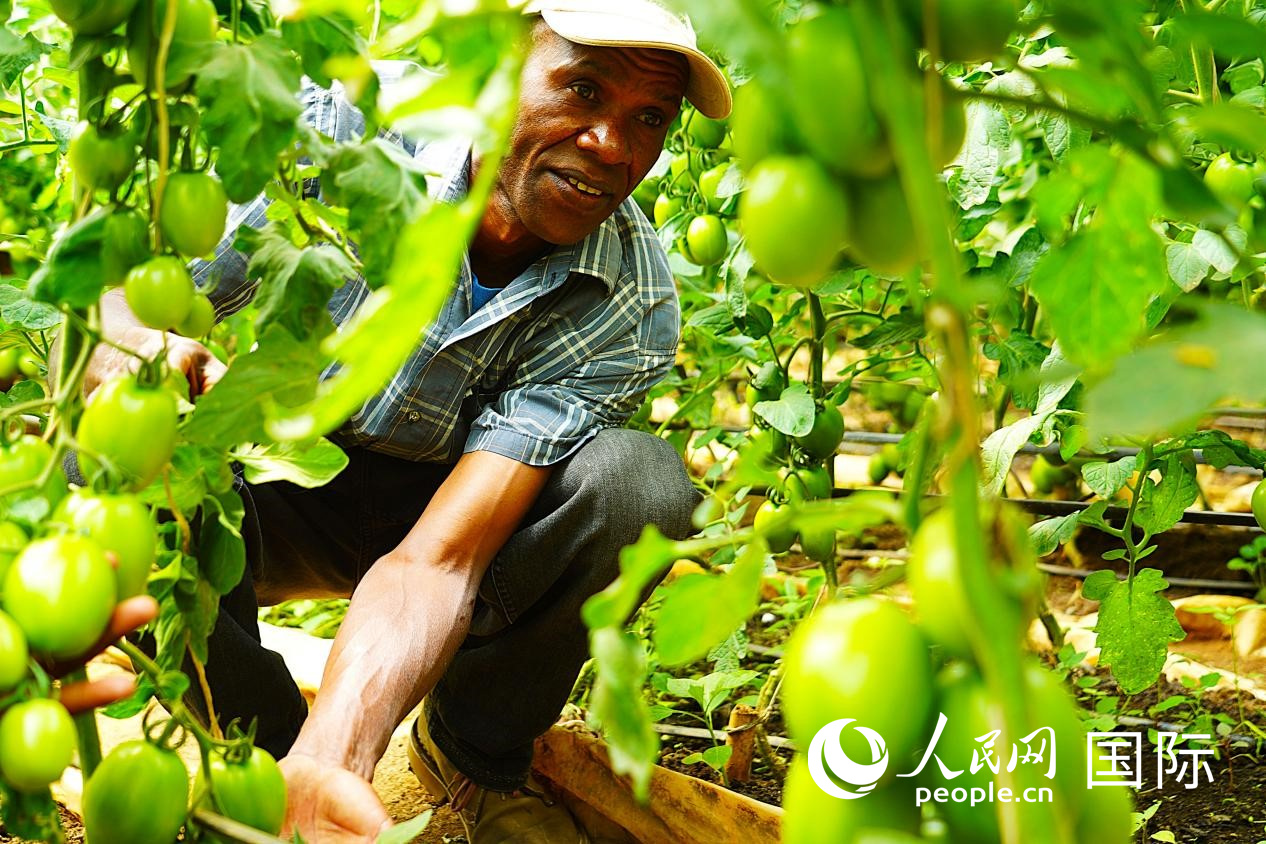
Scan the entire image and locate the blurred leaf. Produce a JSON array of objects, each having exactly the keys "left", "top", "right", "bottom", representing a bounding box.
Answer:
[
  {"left": 1084, "top": 568, "right": 1186, "bottom": 694},
  {"left": 588, "top": 628, "right": 656, "bottom": 800},
  {"left": 653, "top": 541, "right": 764, "bottom": 666},
  {"left": 199, "top": 489, "right": 246, "bottom": 596},
  {"left": 1168, "top": 10, "right": 1266, "bottom": 62},
  {"left": 583, "top": 525, "right": 680, "bottom": 629},
  {"left": 851, "top": 309, "right": 925, "bottom": 349},
  {"left": 1178, "top": 102, "right": 1266, "bottom": 154},
  {"left": 0, "top": 31, "right": 51, "bottom": 88},
  {"left": 28, "top": 209, "right": 109, "bottom": 308},
  {"left": 375, "top": 810, "right": 433, "bottom": 844},
  {"left": 1086, "top": 304, "right": 1266, "bottom": 440}
]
